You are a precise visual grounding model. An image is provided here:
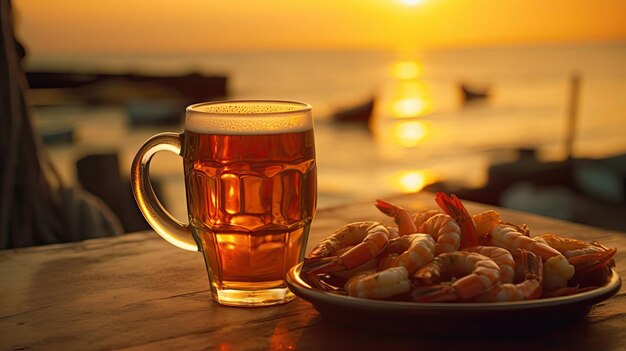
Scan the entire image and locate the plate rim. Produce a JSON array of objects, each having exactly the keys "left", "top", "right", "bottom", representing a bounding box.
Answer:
[{"left": 287, "top": 261, "right": 622, "bottom": 311}]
